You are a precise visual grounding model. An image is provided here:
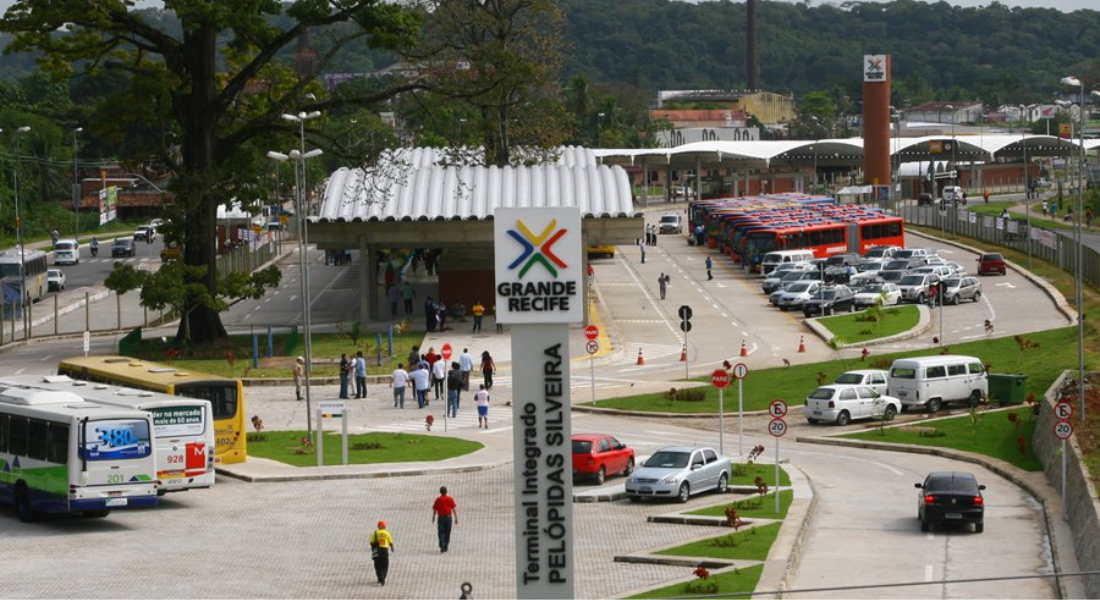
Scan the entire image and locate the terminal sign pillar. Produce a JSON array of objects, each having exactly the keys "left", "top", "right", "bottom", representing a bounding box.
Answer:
[
  {"left": 862, "top": 54, "right": 891, "bottom": 198},
  {"left": 495, "top": 207, "right": 582, "bottom": 599}
]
